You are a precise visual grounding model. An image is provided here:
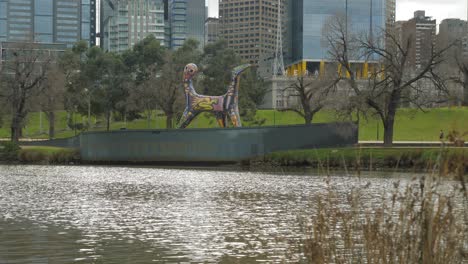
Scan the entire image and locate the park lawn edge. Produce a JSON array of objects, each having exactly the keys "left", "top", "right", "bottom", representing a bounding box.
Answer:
[
  {"left": 3, "top": 146, "right": 467, "bottom": 175},
  {"left": 249, "top": 147, "right": 467, "bottom": 174}
]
